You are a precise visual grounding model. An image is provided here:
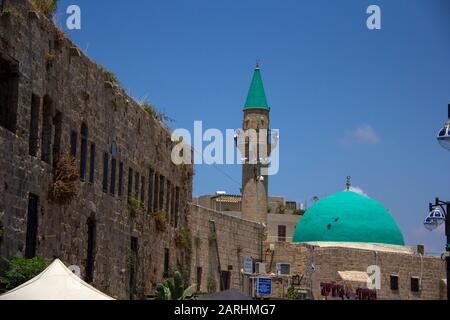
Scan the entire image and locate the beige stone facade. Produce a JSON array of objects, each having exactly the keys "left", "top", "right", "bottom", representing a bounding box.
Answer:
[
  {"left": 264, "top": 242, "right": 447, "bottom": 300},
  {"left": 188, "top": 204, "right": 261, "bottom": 295}
]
